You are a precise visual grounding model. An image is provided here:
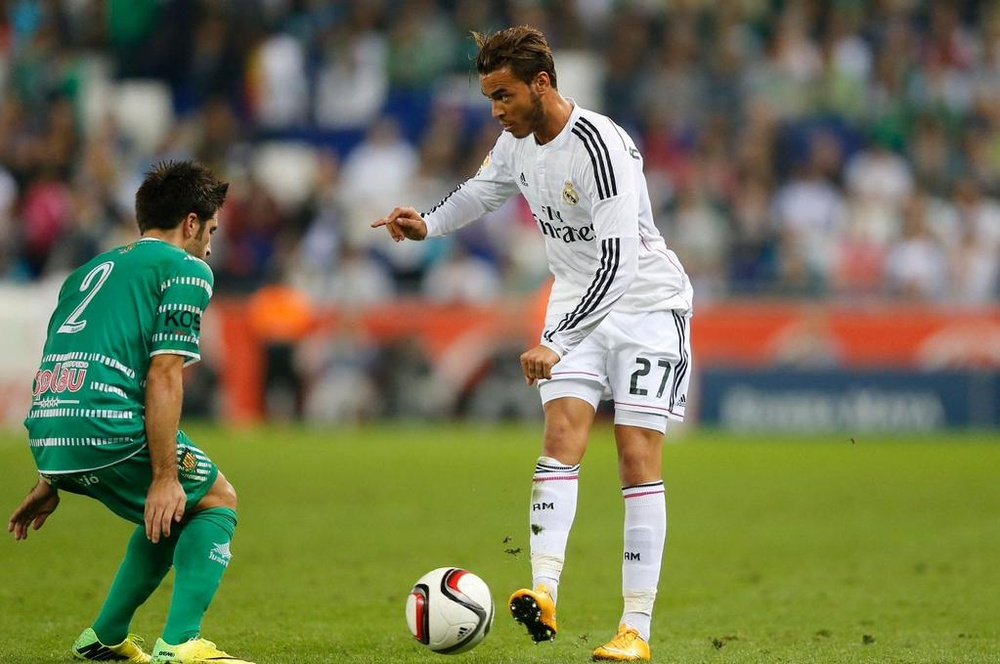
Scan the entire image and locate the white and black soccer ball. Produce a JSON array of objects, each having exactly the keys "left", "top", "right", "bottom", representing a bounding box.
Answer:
[{"left": 406, "top": 567, "right": 494, "bottom": 654}]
